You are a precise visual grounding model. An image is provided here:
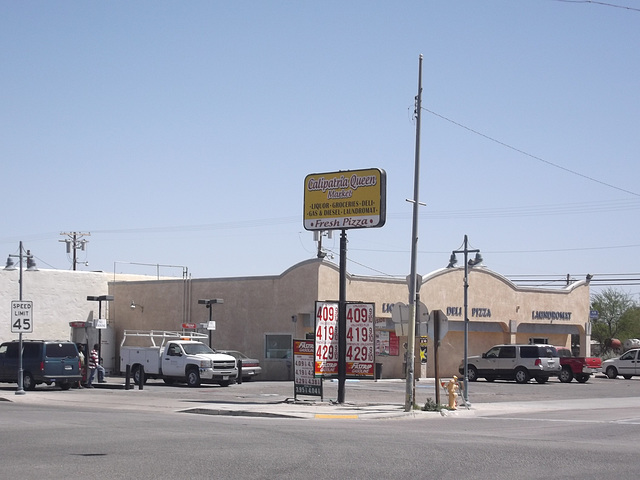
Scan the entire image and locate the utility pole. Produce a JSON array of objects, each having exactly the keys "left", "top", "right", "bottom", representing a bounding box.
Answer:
[
  {"left": 405, "top": 54, "right": 424, "bottom": 412},
  {"left": 59, "top": 232, "right": 90, "bottom": 270}
]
